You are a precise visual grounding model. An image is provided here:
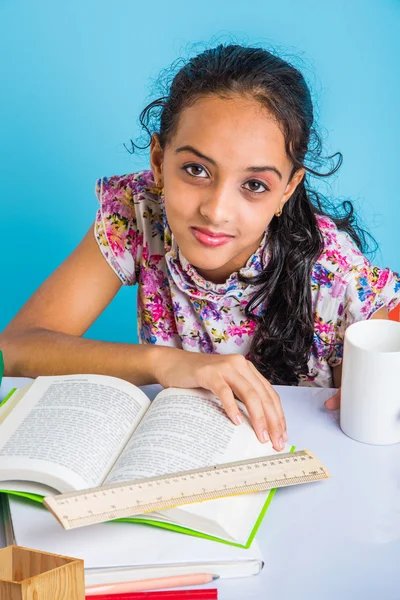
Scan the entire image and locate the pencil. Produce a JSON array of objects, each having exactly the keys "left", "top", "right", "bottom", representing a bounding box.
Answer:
[
  {"left": 85, "top": 573, "right": 219, "bottom": 596},
  {"left": 85, "top": 589, "right": 218, "bottom": 600}
]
